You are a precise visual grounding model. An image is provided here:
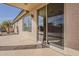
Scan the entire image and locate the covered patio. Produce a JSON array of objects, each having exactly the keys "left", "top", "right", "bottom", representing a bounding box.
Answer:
[{"left": 0, "top": 3, "right": 79, "bottom": 56}]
